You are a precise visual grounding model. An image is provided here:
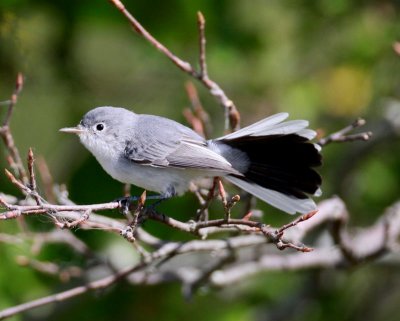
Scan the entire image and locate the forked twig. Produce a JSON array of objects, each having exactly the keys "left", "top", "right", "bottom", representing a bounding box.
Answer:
[
  {"left": 318, "top": 118, "right": 372, "bottom": 146},
  {"left": 0, "top": 73, "right": 28, "bottom": 183},
  {"left": 27, "top": 148, "right": 42, "bottom": 205},
  {"left": 108, "top": 0, "right": 240, "bottom": 131}
]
